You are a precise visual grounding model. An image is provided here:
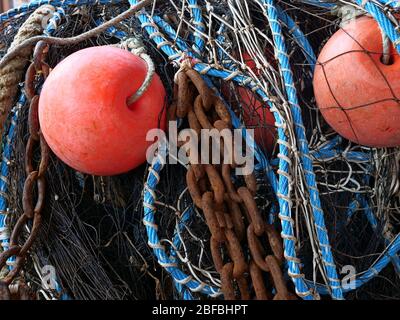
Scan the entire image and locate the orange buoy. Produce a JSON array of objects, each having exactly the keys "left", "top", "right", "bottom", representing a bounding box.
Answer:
[
  {"left": 313, "top": 16, "right": 400, "bottom": 147},
  {"left": 39, "top": 46, "right": 166, "bottom": 176},
  {"left": 238, "top": 87, "right": 276, "bottom": 153},
  {"left": 239, "top": 52, "right": 276, "bottom": 153},
  {"left": 222, "top": 52, "right": 276, "bottom": 153}
]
